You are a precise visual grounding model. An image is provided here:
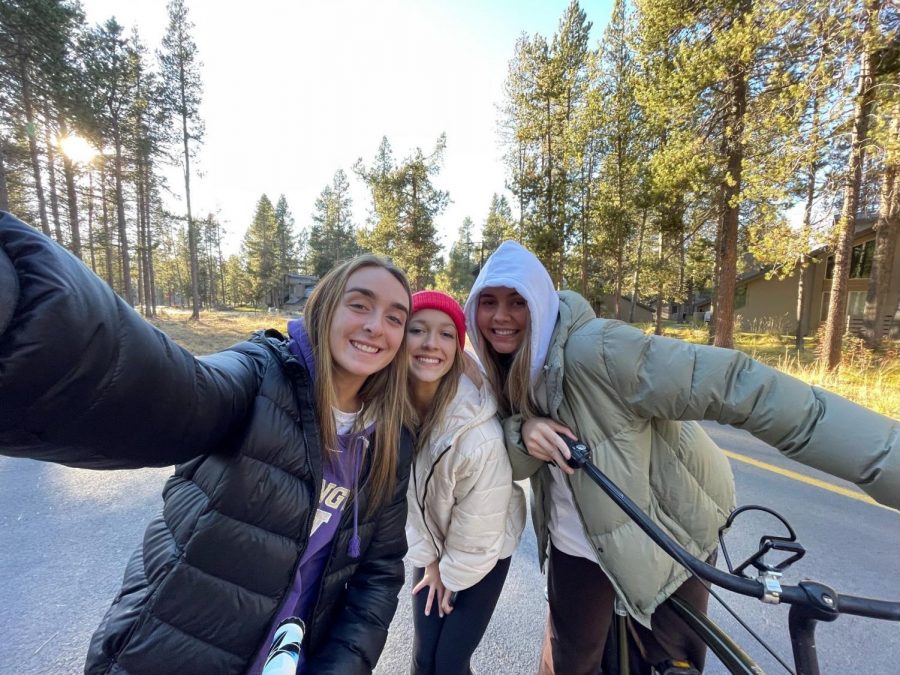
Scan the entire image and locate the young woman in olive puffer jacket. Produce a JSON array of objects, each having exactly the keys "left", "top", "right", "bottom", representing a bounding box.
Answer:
[
  {"left": 404, "top": 291, "right": 526, "bottom": 675},
  {"left": 0, "top": 212, "right": 415, "bottom": 675},
  {"left": 464, "top": 240, "right": 900, "bottom": 675}
]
